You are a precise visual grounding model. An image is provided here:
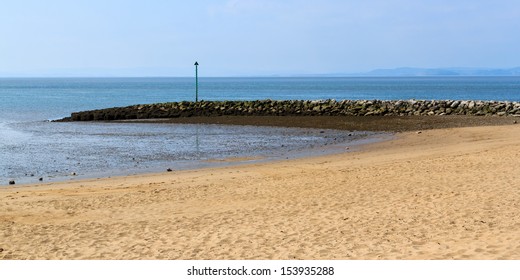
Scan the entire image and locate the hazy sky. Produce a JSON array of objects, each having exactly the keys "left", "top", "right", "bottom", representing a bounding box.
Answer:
[{"left": 1, "top": 0, "right": 519, "bottom": 76}]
